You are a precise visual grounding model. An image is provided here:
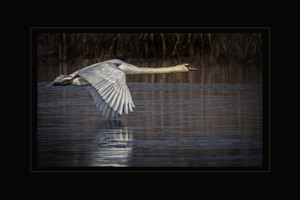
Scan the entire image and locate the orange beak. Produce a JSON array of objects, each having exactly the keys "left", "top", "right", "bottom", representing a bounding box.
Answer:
[{"left": 188, "top": 66, "right": 198, "bottom": 71}]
